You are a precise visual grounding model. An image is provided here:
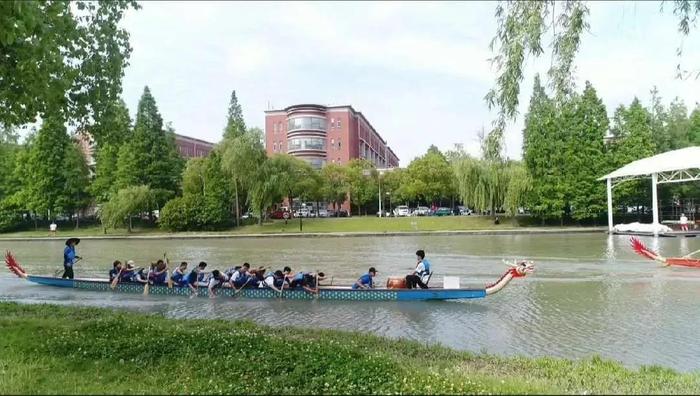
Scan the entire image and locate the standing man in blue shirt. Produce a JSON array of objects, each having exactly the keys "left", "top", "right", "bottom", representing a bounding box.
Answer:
[
  {"left": 62, "top": 238, "right": 81, "bottom": 279},
  {"left": 352, "top": 267, "right": 377, "bottom": 289},
  {"left": 405, "top": 250, "right": 431, "bottom": 289}
]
